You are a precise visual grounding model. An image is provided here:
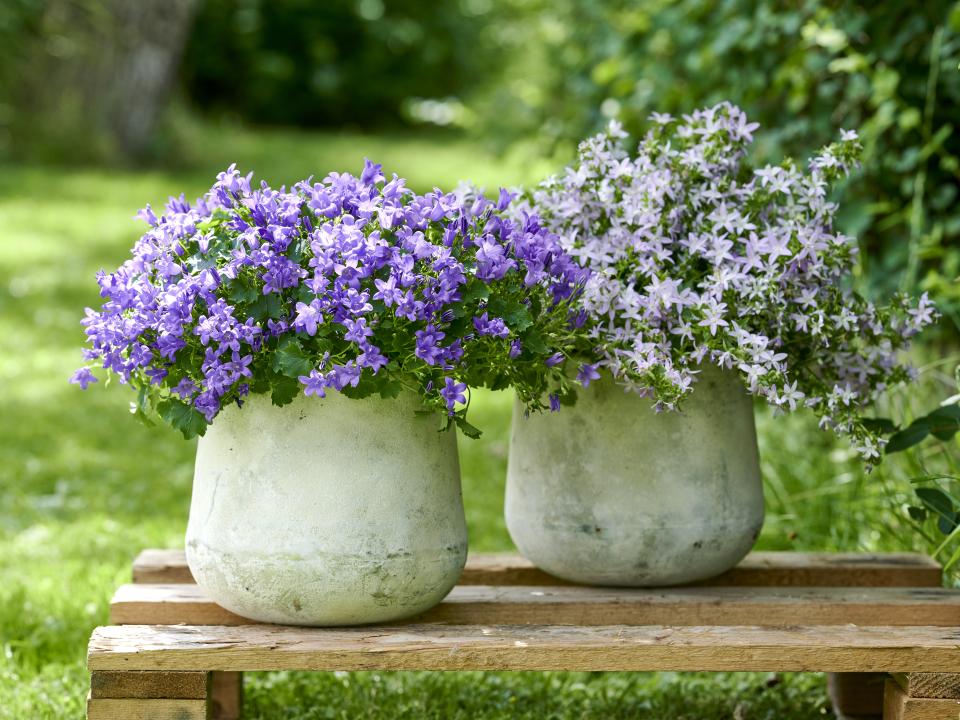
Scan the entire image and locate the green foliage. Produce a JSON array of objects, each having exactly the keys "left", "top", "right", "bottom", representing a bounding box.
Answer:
[
  {"left": 0, "top": 0, "right": 45, "bottom": 156},
  {"left": 470, "top": 1, "right": 960, "bottom": 322},
  {"left": 884, "top": 404, "right": 960, "bottom": 452},
  {"left": 878, "top": 363, "right": 960, "bottom": 569},
  {"left": 181, "top": 0, "right": 495, "bottom": 130}
]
